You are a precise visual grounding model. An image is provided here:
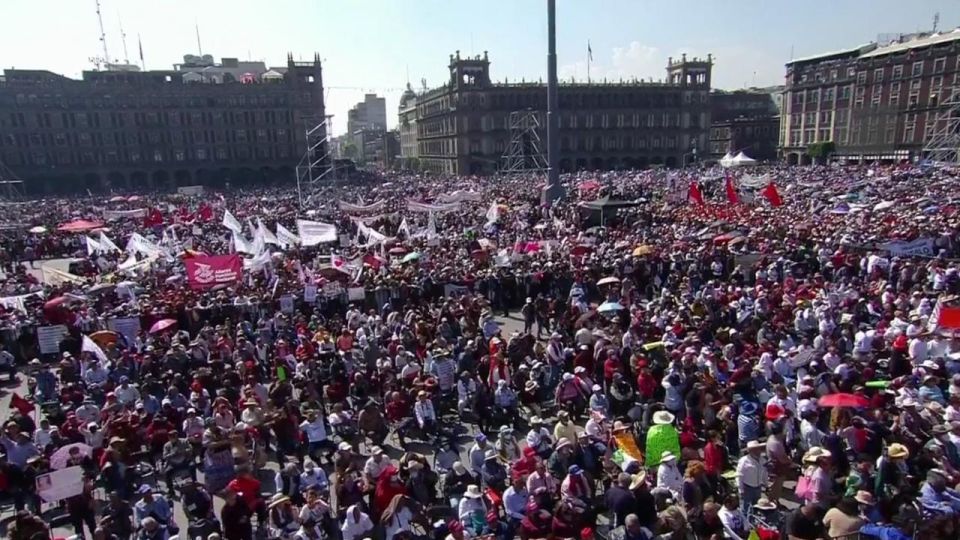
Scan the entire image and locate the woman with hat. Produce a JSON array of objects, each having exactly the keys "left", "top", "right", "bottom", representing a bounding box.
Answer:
[
  {"left": 458, "top": 485, "right": 490, "bottom": 536},
  {"left": 875, "top": 443, "right": 910, "bottom": 497},
  {"left": 645, "top": 410, "right": 681, "bottom": 470},
  {"left": 796, "top": 447, "right": 832, "bottom": 506},
  {"left": 267, "top": 493, "right": 299, "bottom": 537}
]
